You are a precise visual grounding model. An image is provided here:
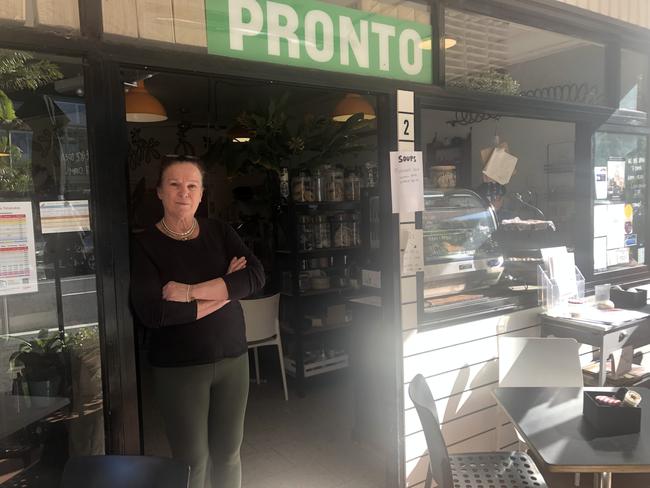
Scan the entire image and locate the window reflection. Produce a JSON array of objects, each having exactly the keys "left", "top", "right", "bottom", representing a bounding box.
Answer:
[
  {"left": 620, "top": 49, "right": 648, "bottom": 114},
  {"left": 0, "top": 50, "right": 104, "bottom": 486},
  {"left": 593, "top": 132, "right": 646, "bottom": 272},
  {"left": 445, "top": 8, "right": 605, "bottom": 106}
]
